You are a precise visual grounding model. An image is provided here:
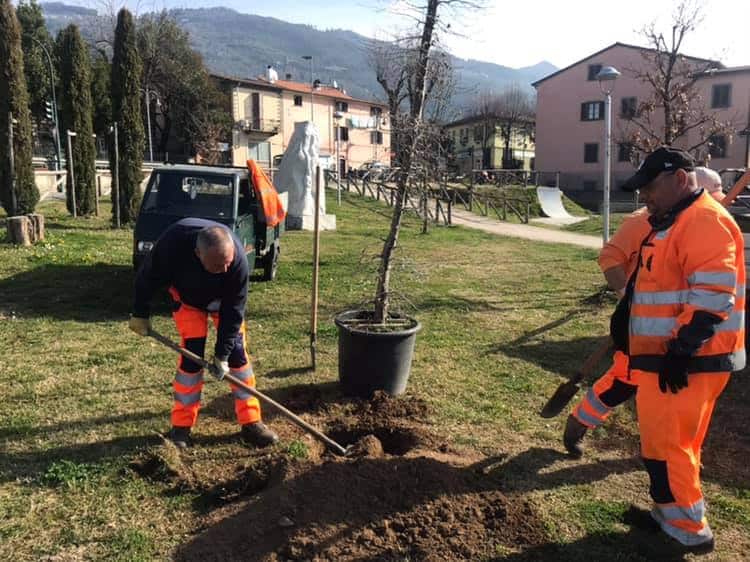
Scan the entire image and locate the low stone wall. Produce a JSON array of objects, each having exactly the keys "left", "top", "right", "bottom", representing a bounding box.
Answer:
[{"left": 35, "top": 168, "right": 152, "bottom": 201}]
